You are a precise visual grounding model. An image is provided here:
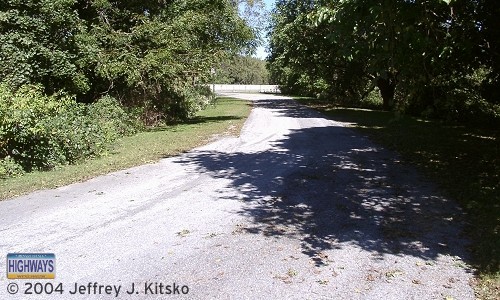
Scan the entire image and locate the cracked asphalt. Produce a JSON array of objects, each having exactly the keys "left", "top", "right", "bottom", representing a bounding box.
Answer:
[{"left": 0, "top": 94, "right": 474, "bottom": 299}]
